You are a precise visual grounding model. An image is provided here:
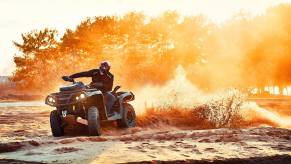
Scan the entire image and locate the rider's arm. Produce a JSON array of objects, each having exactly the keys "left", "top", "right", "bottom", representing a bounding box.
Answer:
[{"left": 69, "top": 69, "right": 95, "bottom": 79}]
